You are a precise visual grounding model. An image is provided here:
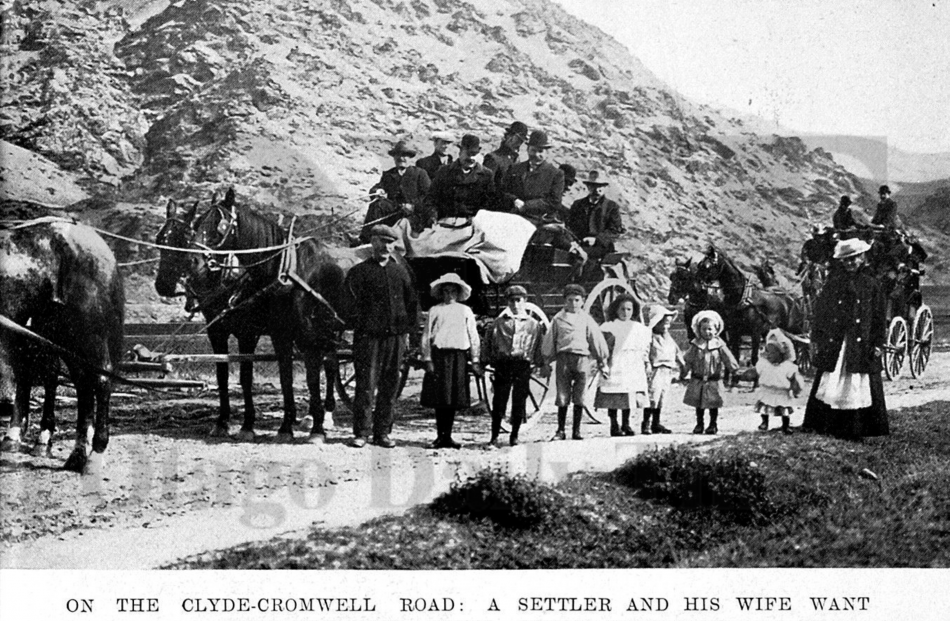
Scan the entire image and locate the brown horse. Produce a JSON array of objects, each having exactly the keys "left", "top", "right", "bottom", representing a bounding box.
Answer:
[
  {"left": 696, "top": 245, "right": 804, "bottom": 365},
  {"left": 1, "top": 218, "right": 125, "bottom": 474},
  {"left": 190, "top": 189, "right": 345, "bottom": 442}
]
